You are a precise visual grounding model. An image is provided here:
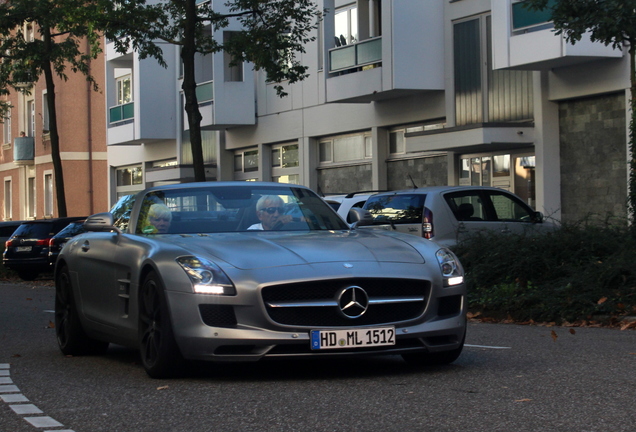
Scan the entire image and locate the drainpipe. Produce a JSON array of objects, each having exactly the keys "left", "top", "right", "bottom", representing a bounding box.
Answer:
[{"left": 86, "top": 38, "right": 94, "bottom": 215}]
